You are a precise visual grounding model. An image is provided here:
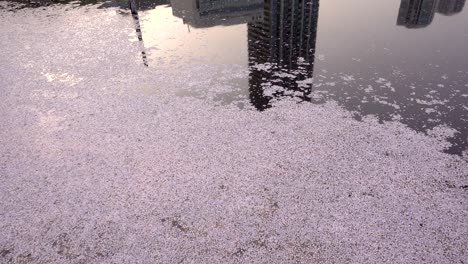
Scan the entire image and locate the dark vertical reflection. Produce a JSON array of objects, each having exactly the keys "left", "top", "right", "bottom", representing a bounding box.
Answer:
[
  {"left": 129, "top": 0, "right": 149, "bottom": 66},
  {"left": 247, "top": 0, "right": 319, "bottom": 111},
  {"left": 171, "top": 0, "right": 263, "bottom": 28},
  {"left": 437, "top": 0, "right": 466, "bottom": 15},
  {"left": 397, "top": 0, "right": 466, "bottom": 28}
]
